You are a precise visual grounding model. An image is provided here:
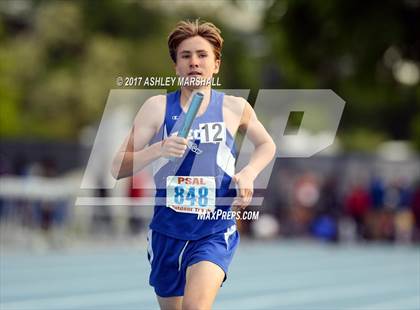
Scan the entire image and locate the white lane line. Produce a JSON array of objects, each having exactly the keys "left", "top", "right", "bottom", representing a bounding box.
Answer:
[
  {"left": 0, "top": 288, "right": 155, "bottom": 310},
  {"left": 347, "top": 295, "right": 420, "bottom": 310},
  {"left": 217, "top": 264, "right": 416, "bottom": 298},
  {"left": 215, "top": 278, "right": 415, "bottom": 309},
  {"left": 1, "top": 256, "right": 147, "bottom": 275},
  {"left": 2, "top": 273, "right": 148, "bottom": 298}
]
